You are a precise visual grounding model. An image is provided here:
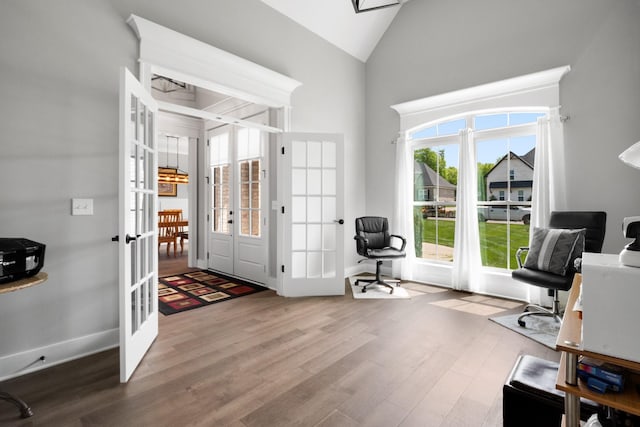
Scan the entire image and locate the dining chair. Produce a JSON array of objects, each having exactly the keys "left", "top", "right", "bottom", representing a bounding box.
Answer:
[{"left": 158, "top": 210, "right": 180, "bottom": 256}]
